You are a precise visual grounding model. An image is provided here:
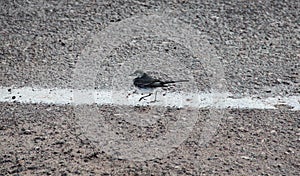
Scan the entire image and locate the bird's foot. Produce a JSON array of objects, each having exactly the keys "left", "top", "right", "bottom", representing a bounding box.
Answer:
[
  {"left": 139, "top": 97, "right": 145, "bottom": 101},
  {"left": 139, "top": 93, "right": 152, "bottom": 101}
]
